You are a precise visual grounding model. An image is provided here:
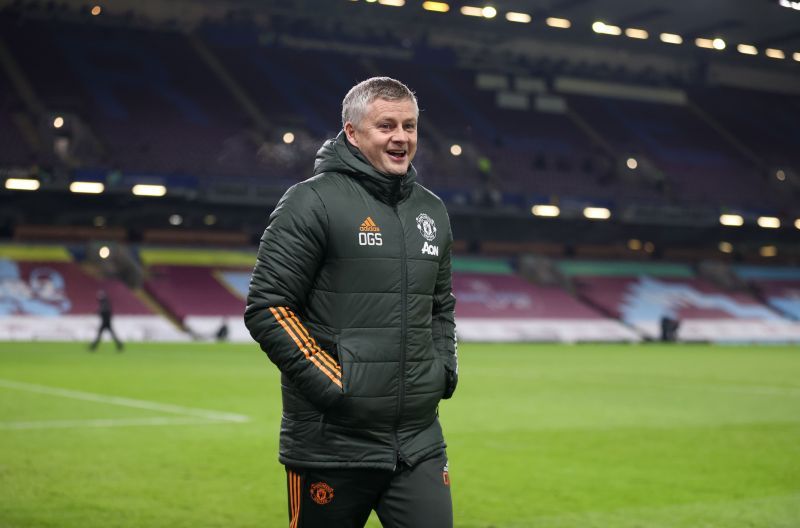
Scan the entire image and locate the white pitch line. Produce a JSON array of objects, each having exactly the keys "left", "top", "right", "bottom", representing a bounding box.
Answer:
[
  {"left": 0, "top": 378, "right": 250, "bottom": 423},
  {"left": 665, "top": 383, "right": 800, "bottom": 397},
  {"left": 0, "top": 416, "right": 225, "bottom": 430}
]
